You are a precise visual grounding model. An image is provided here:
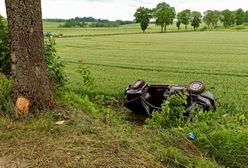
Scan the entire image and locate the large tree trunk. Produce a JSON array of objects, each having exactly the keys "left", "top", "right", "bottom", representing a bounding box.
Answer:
[{"left": 5, "top": 0, "right": 52, "bottom": 112}]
